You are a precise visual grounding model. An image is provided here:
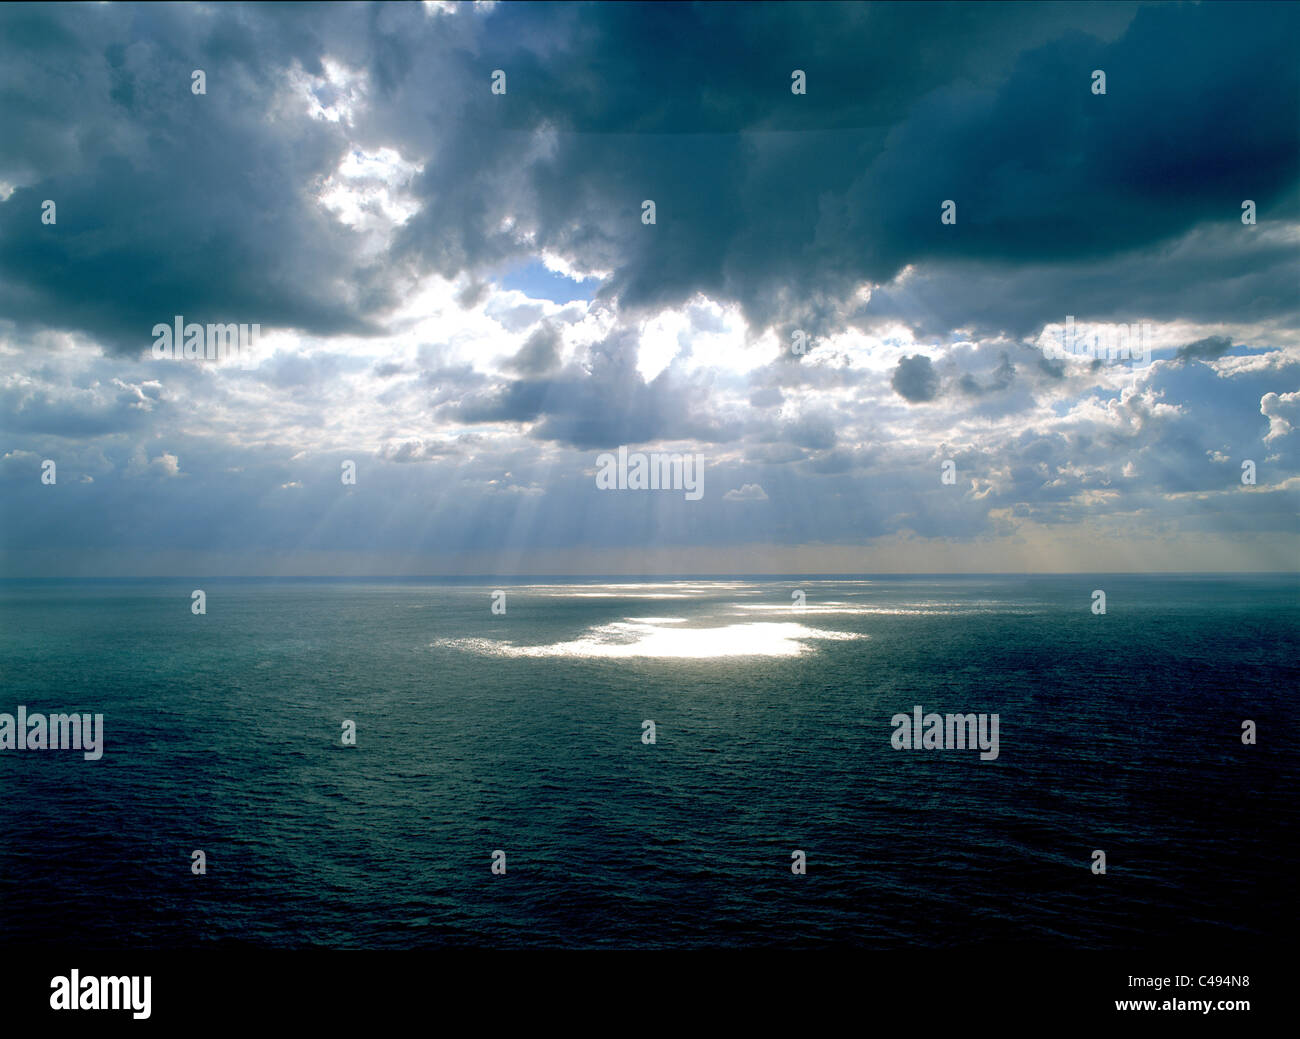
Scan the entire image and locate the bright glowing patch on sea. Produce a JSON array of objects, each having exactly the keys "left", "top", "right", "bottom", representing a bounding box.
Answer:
[{"left": 433, "top": 620, "right": 866, "bottom": 659}]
